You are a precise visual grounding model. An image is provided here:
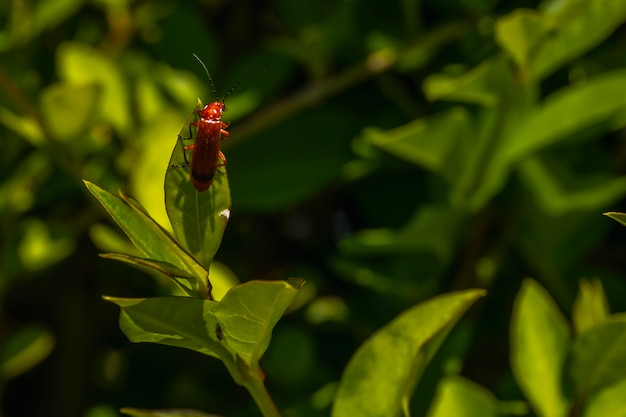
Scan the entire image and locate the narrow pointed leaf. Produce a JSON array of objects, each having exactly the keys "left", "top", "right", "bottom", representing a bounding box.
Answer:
[
  {"left": 604, "top": 211, "right": 626, "bottom": 227},
  {"left": 165, "top": 100, "right": 232, "bottom": 269},
  {"left": 572, "top": 278, "right": 609, "bottom": 336},
  {"left": 120, "top": 194, "right": 210, "bottom": 295},
  {"left": 99, "top": 253, "right": 196, "bottom": 296},
  {"left": 85, "top": 181, "right": 210, "bottom": 298},
  {"left": 332, "top": 289, "right": 485, "bottom": 417},
  {"left": 85, "top": 180, "right": 189, "bottom": 272},
  {"left": 511, "top": 279, "right": 570, "bottom": 417}
]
